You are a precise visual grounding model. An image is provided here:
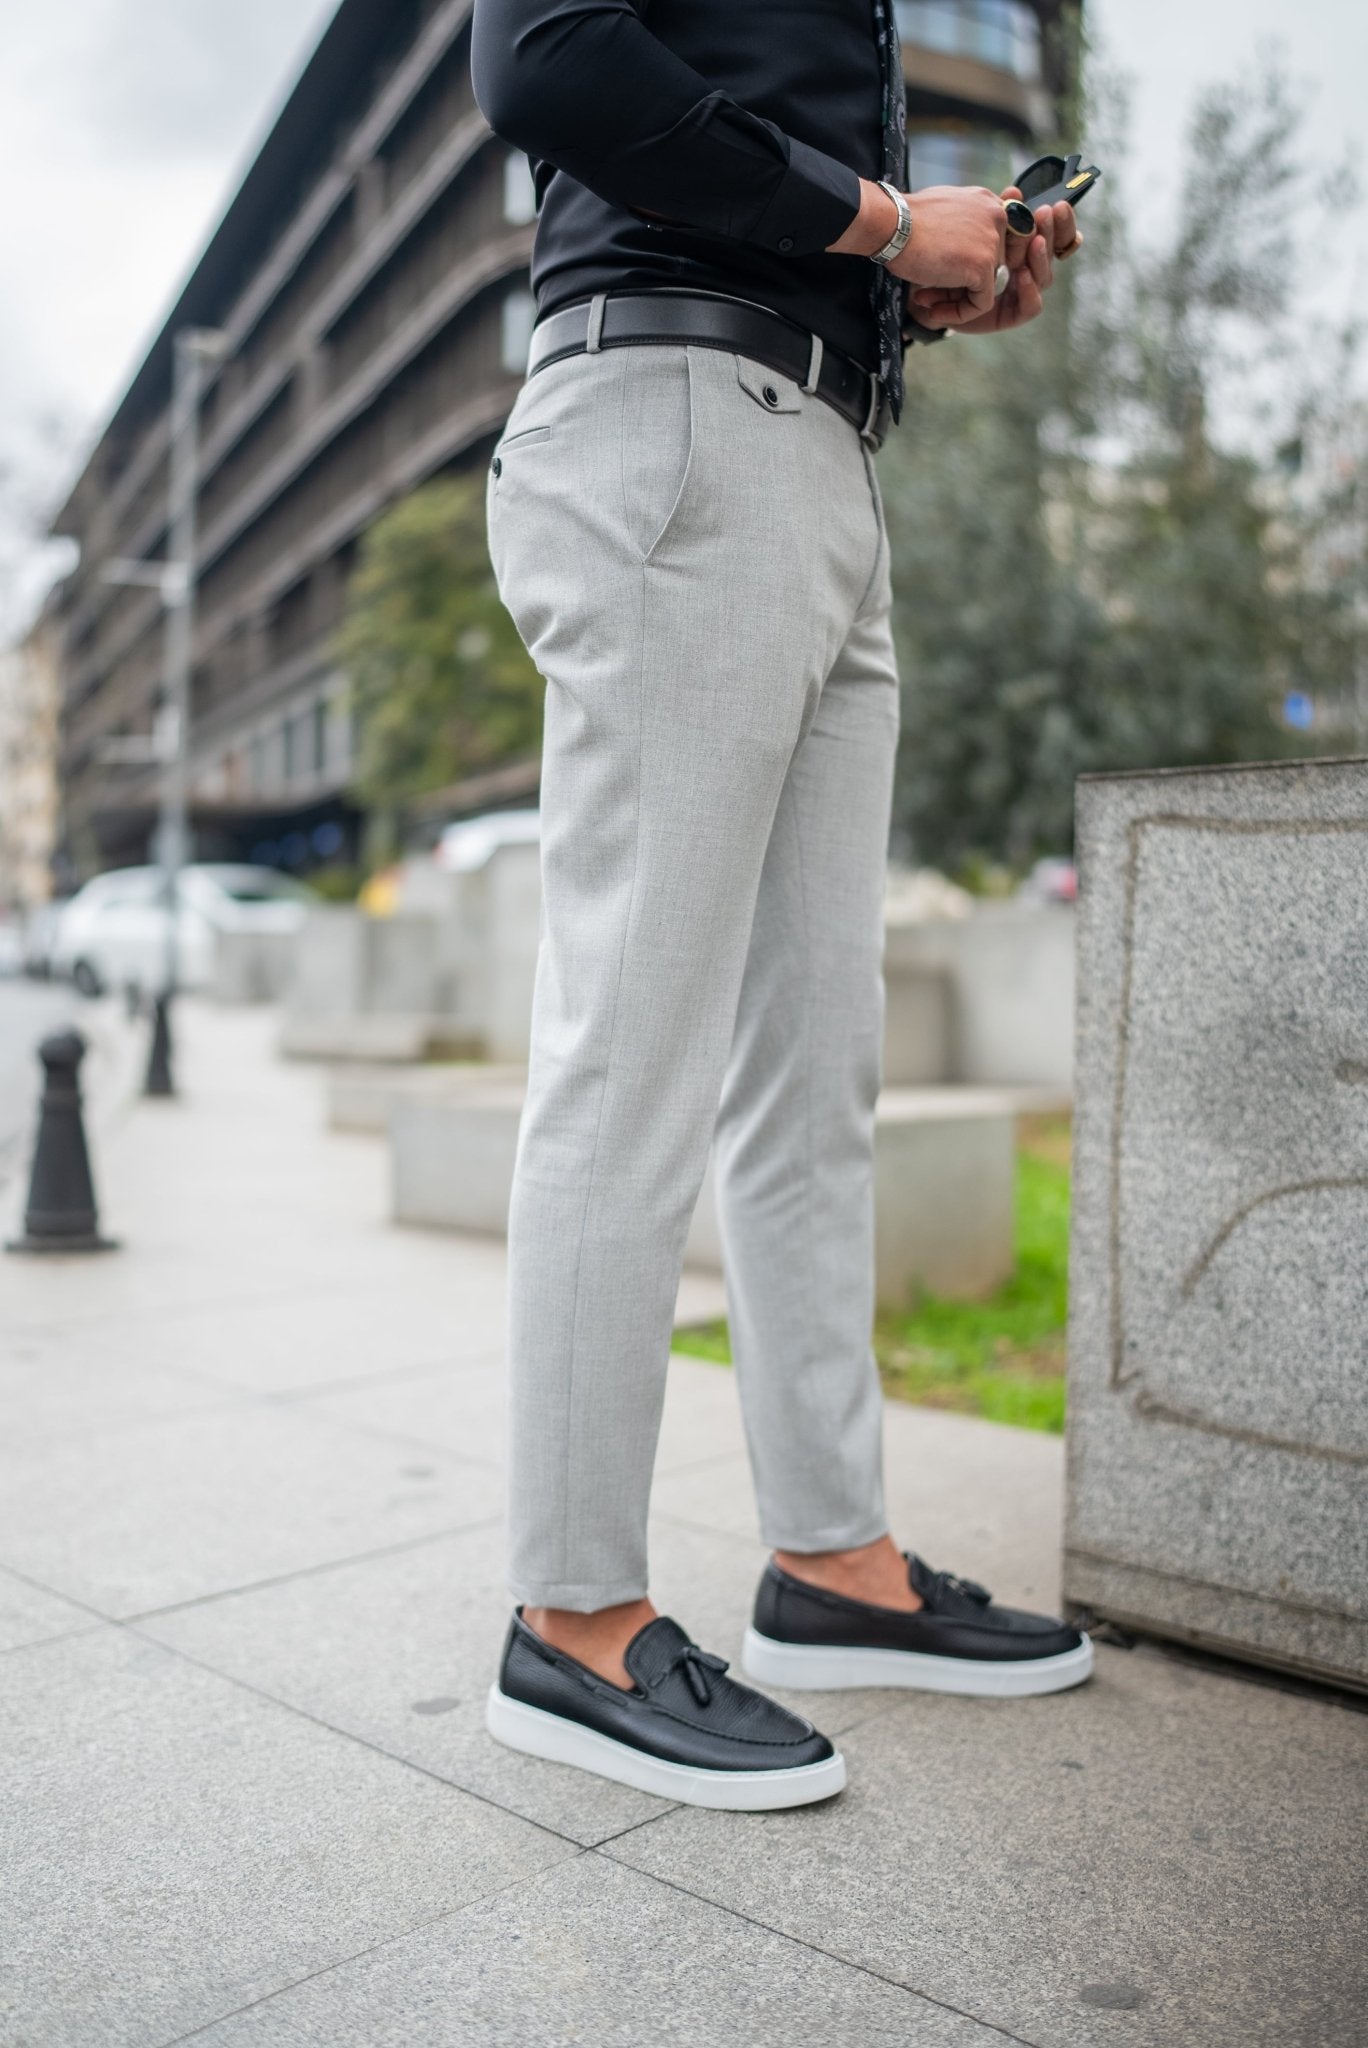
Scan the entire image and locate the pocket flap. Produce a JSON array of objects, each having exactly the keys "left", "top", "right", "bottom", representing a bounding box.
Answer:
[{"left": 735, "top": 357, "right": 803, "bottom": 414}]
